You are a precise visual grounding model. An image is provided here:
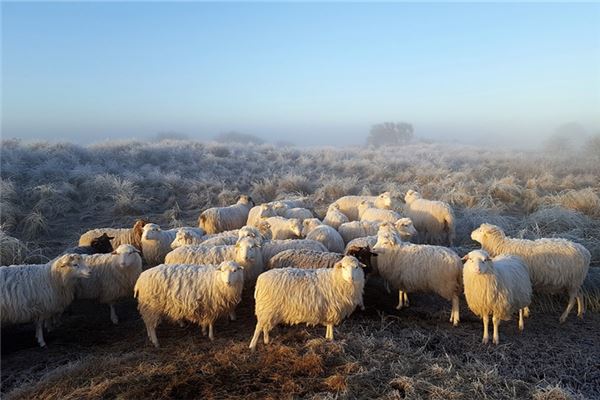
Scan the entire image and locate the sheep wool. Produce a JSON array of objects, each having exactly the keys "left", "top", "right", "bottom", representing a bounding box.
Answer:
[
  {"left": 0, "top": 254, "right": 91, "bottom": 347},
  {"left": 135, "top": 261, "right": 244, "bottom": 347},
  {"left": 199, "top": 195, "right": 255, "bottom": 234},
  {"left": 471, "top": 223, "right": 591, "bottom": 323},
  {"left": 332, "top": 192, "right": 392, "bottom": 221},
  {"left": 268, "top": 249, "right": 343, "bottom": 270},
  {"left": 79, "top": 219, "right": 147, "bottom": 251},
  {"left": 302, "top": 218, "right": 345, "bottom": 253},
  {"left": 249, "top": 256, "right": 365, "bottom": 350},
  {"left": 77, "top": 244, "right": 143, "bottom": 324},
  {"left": 358, "top": 201, "right": 402, "bottom": 223},
  {"left": 261, "top": 216, "right": 303, "bottom": 240},
  {"left": 323, "top": 204, "right": 349, "bottom": 230},
  {"left": 462, "top": 250, "right": 532, "bottom": 345},
  {"left": 337, "top": 220, "right": 380, "bottom": 244},
  {"left": 404, "top": 190, "right": 455, "bottom": 246},
  {"left": 261, "top": 239, "right": 328, "bottom": 267},
  {"left": 247, "top": 204, "right": 277, "bottom": 227}
]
